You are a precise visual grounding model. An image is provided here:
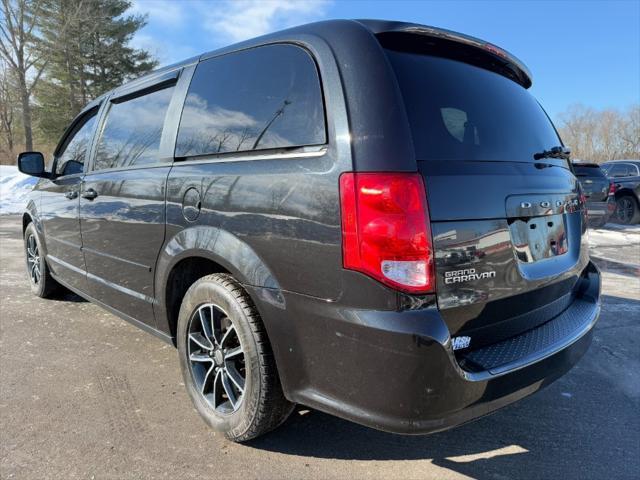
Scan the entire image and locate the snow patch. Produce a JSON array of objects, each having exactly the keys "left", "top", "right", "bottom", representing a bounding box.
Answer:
[
  {"left": 0, "top": 165, "right": 38, "bottom": 215},
  {"left": 589, "top": 224, "right": 640, "bottom": 248}
]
